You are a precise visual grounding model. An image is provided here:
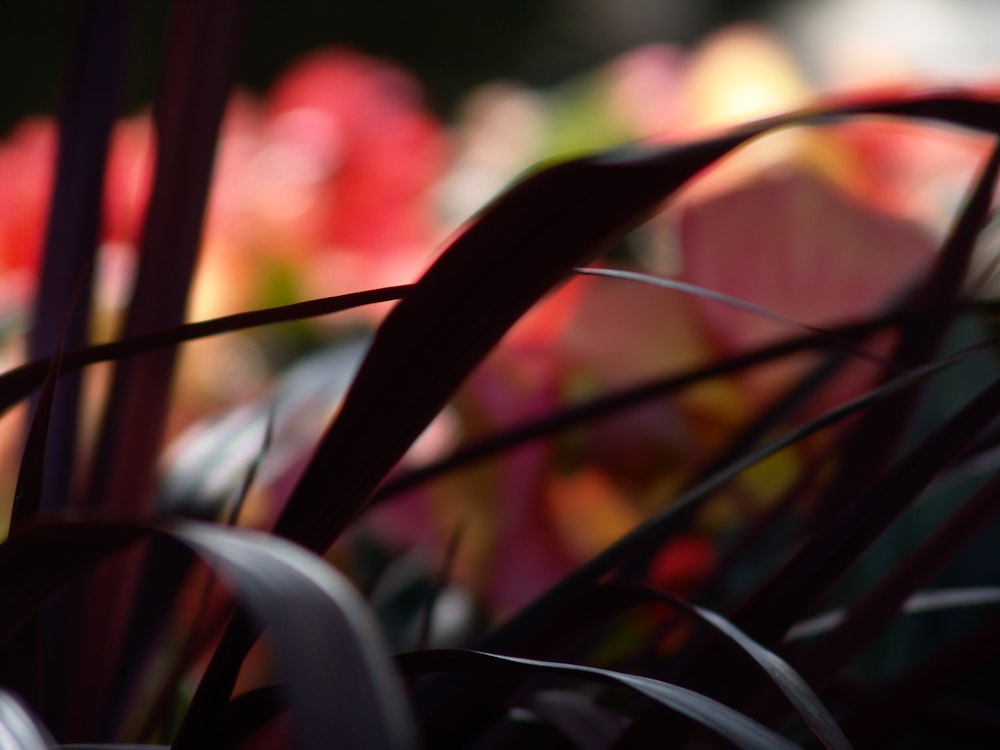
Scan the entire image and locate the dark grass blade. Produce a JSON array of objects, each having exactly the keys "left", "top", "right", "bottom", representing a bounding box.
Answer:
[
  {"left": 274, "top": 91, "right": 1000, "bottom": 558},
  {"left": 606, "top": 584, "right": 852, "bottom": 750},
  {"left": 791, "top": 465, "right": 1000, "bottom": 687},
  {"left": 399, "top": 649, "right": 802, "bottom": 750},
  {"left": 179, "top": 90, "right": 1000, "bottom": 740},
  {"left": 9, "top": 341, "right": 63, "bottom": 532},
  {"left": 27, "top": 0, "right": 129, "bottom": 514},
  {"left": 787, "top": 586, "right": 1000, "bottom": 642},
  {"left": 371, "top": 310, "right": 935, "bottom": 503},
  {"left": 413, "top": 344, "right": 991, "bottom": 744},
  {"left": 85, "top": 0, "right": 244, "bottom": 515},
  {"left": 0, "top": 519, "right": 417, "bottom": 750},
  {"left": 272, "top": 128, "right": 764, "bottom": 554},
  {"left": 575, "top": 267, "right": 895, "bottom": 370},
  {"left": 0, "top": 286, "right": 409, "bottom": 418},
  {"left": 0, "top": 690, "right": 56, "bottom": 750},
  {"left": 120, "top": 409, "right": 277, "bottom": 742},
  {"left": 612, "top": 133, "right": 1000, "bottom": 747},
  {"left": 74, "top": 2, "right": 244, "bottom": 734},
  {"left": 4, "top": 266, "right": 93, "bottom": 718},
  {"left": 0, "top": 340, "right": 63, "bottom": 714},
  {"left": 625, "top": 375, "right": 1000, "bottom": 745},
  {"left": 839, "top": 608, "right": 1000, "bottom": 744},
  {"left": 808, "top": 138, "right": 1000, "bottom": 530},
  {"left": 23, "top": 4, "right": 128, "bottom": 728}
]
